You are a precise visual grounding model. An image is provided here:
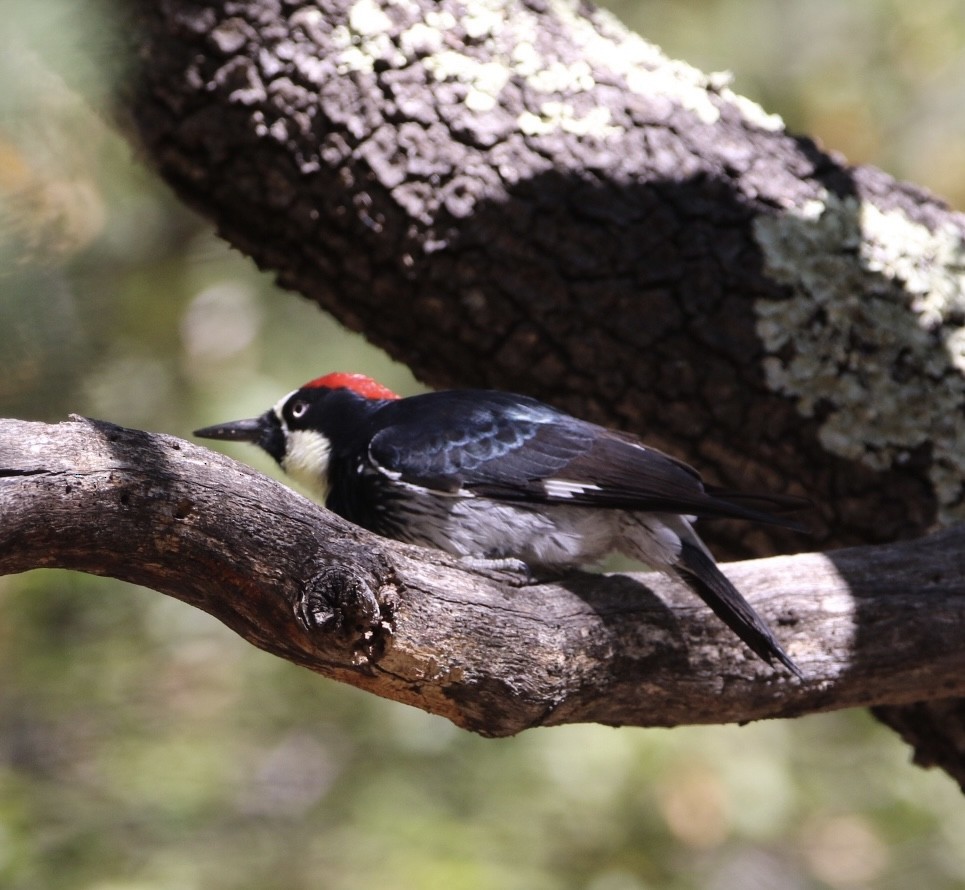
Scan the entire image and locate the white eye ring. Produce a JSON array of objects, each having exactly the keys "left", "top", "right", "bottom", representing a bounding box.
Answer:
[{"left": 291, "top": 400, "right": 309, "bottom": 419}]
